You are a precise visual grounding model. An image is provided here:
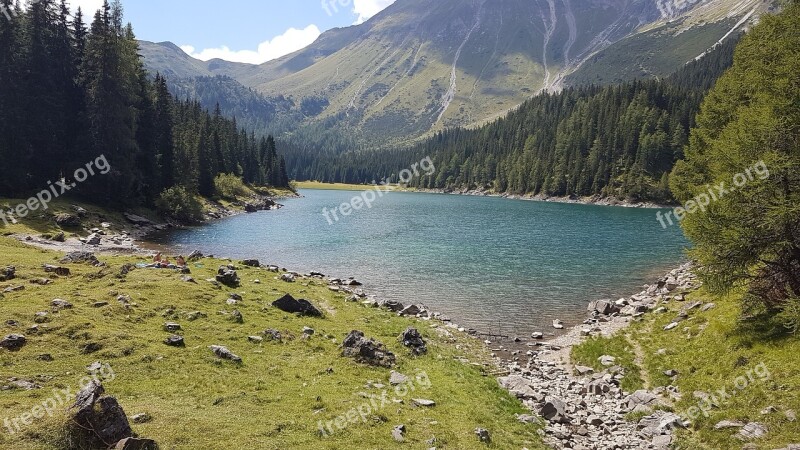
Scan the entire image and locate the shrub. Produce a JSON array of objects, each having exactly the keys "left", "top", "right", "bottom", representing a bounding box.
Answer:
[
  {"left": 214, "top": 174, "right": 248, "bottom": 200},
  {"left": 155, "top": 186, "right": 204, "bottom": 223}
]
